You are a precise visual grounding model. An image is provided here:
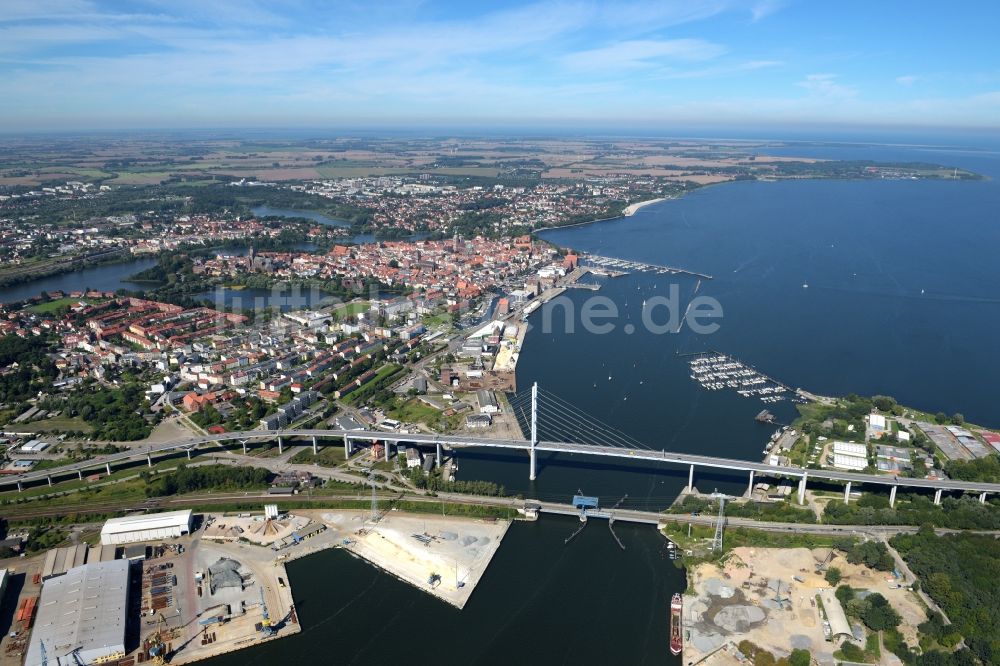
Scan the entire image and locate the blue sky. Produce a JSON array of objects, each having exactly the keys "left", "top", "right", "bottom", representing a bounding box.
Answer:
[{"left": 3, "top": 0, "right": 1000, "bottom": 131}]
